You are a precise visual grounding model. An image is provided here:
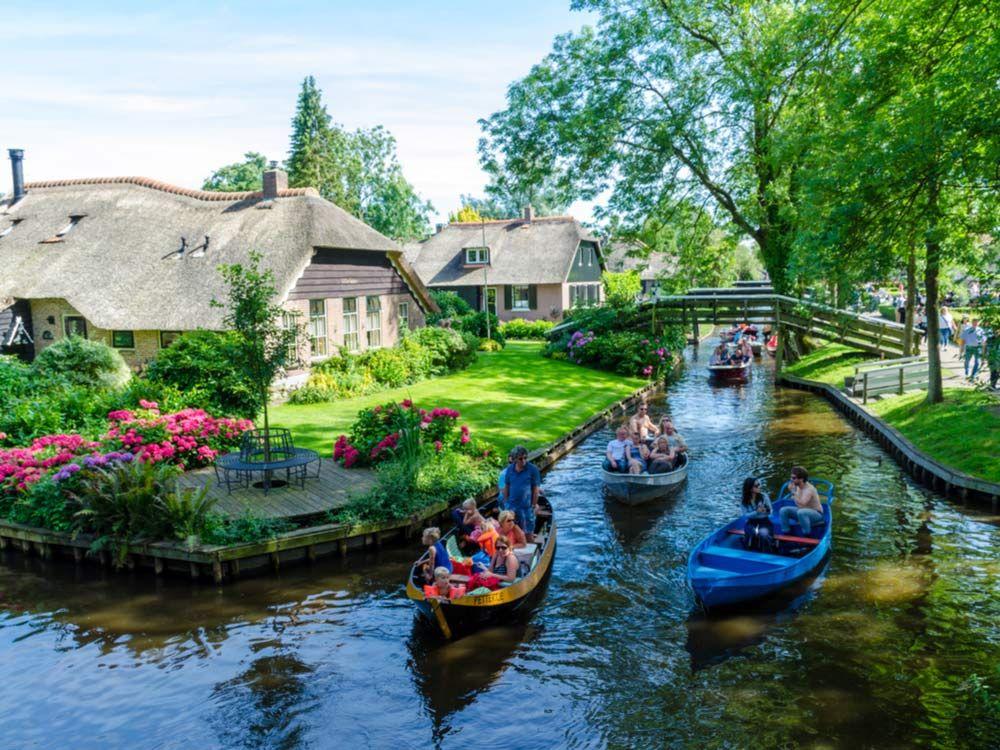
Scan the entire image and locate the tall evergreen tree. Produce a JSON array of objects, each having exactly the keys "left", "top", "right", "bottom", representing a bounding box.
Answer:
[{"left": 286, "top": 76, "right": 351, "bottom": 207}]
